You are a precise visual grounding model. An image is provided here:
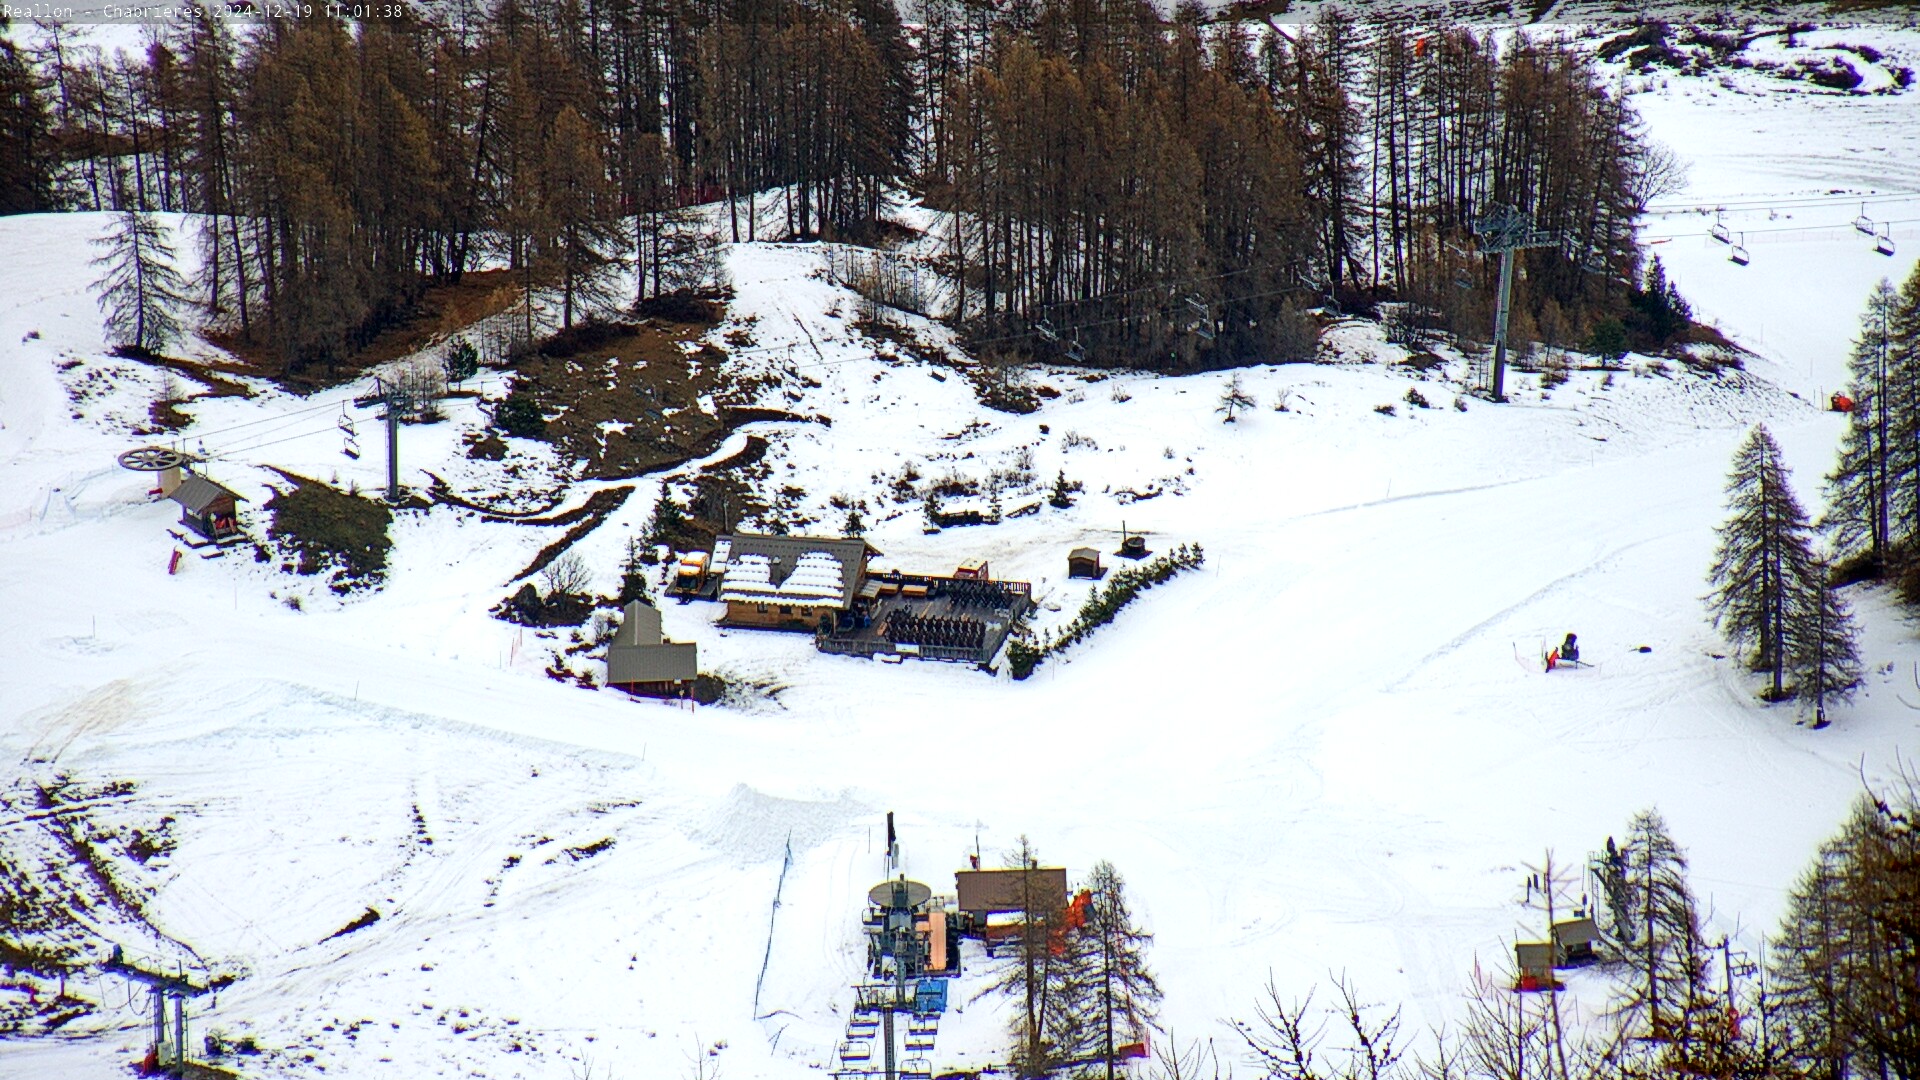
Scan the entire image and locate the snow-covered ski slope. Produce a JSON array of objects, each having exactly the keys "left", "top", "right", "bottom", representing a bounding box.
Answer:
[{"left": 4, "top": 22, "right": 1920, "bottom": 1080}]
